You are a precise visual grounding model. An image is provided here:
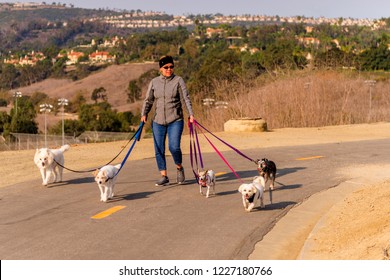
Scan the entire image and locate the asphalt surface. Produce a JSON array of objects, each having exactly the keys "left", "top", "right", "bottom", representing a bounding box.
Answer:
[{"left": 1, "top": 139, "right": 390, "bottom": 260}]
